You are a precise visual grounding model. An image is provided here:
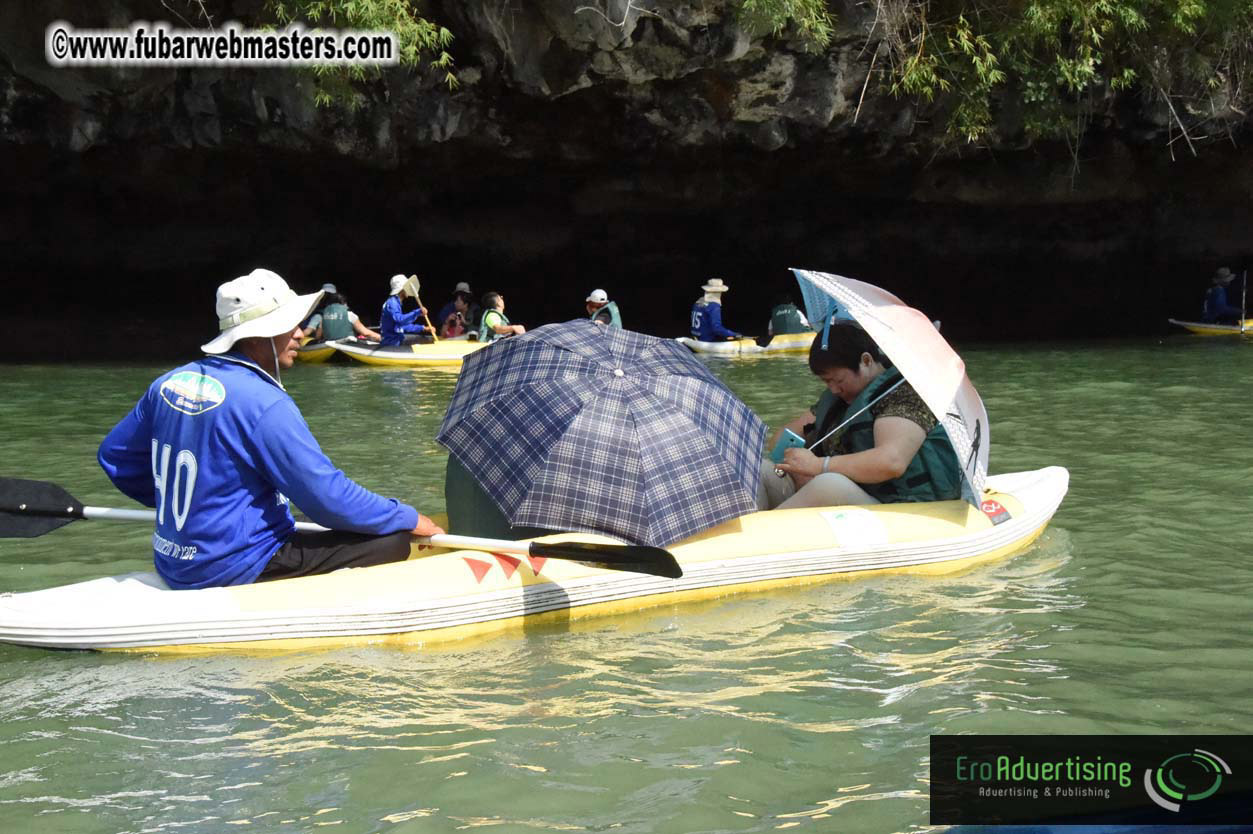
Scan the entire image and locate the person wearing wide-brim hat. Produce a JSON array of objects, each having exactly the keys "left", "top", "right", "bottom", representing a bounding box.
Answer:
[
  {"left": 585, "top": 288, "right": 623, "bottom": 328},
  {"left": 690, "top": 278, "right": 742, "bottom": 341},
  {"left": 379, "top": 274, "right": 431, "bottom": 346},
  {"left": 1202, "top": 266, "right": 1243, "bottom": 324},
  {"left": 98, "top": 267, "right": 443, "bottom": 591}
]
